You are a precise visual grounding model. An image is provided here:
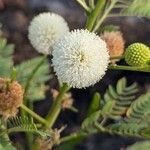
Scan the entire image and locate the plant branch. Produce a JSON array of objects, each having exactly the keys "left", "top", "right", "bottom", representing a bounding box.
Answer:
[
  {"left": 108, "top": 13, "right": 133, "bottom": 17},
  {"left": 117, "top": 0, "right": 130, "bottom": 5},
  {"left": 113, "top": 4, "right": 128, "bottom": 9},
  {"left": 46, "top": 83, "right": 70, "bottom": 128},
  {"left": 89, "top": 0, "right": 95, "bottom": 9},
  {"left": 58, "top": 124, "right": 105, "bottom": 145},
  {"left": 7, "top": 128, "right": 34, "bottom": 134},
  {"left": 109, "top": 65, "right": 150, "bottom": 73},
  {"left": 20, "top": 104, "right": 49, "bottom": 127},
  {"left": 58, "top": 132, "right": 87, "bottom": 144},
  {"left": 93, "top": 0, "right": 117, "bottom": 32},
  {"left": 23, "top": 55, "right": 47, "bottom": 98},
  {"left": 86, "top": 0, "right": 106, "bottom": 31},
  {"left": 75, "top": 0, "right": 91, "bottom": 13}
]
